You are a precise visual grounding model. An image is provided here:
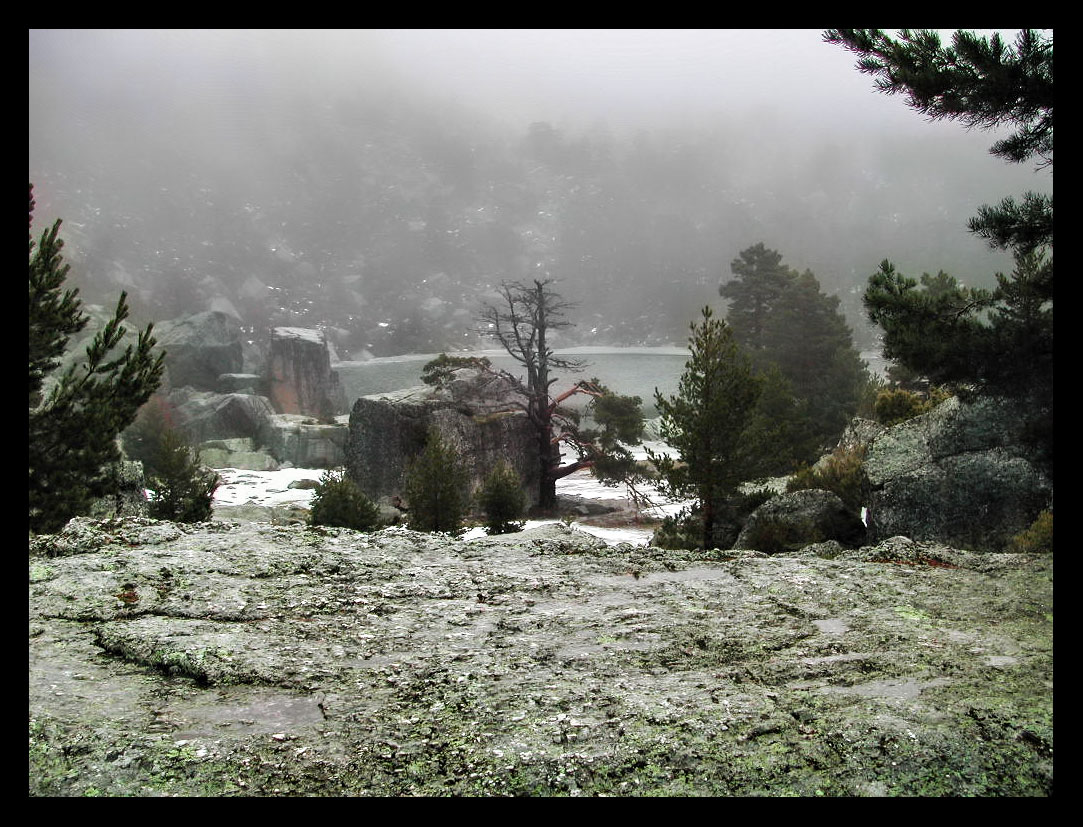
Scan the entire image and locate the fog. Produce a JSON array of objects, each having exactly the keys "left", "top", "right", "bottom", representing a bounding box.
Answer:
[{"left": 29, "top": 28, "right": 1050, "bottom": 357}]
